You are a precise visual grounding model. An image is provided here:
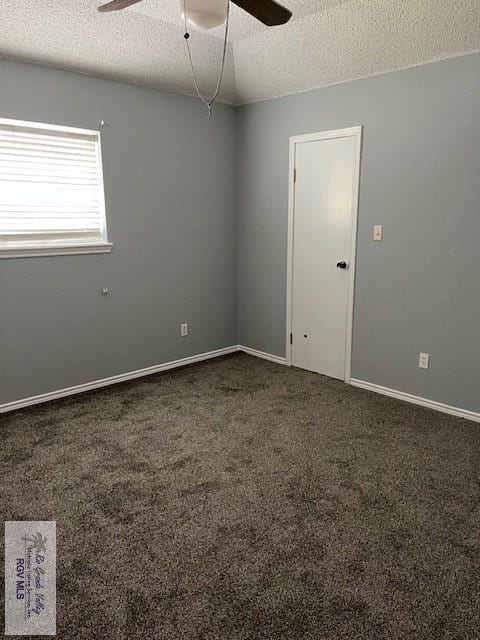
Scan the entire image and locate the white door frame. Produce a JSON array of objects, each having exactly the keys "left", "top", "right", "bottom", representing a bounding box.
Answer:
[{"left": 286, "top": 126, "right": 363, "bottom": 382}]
